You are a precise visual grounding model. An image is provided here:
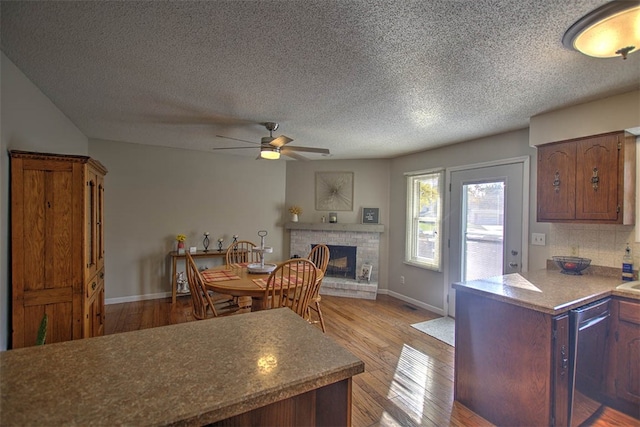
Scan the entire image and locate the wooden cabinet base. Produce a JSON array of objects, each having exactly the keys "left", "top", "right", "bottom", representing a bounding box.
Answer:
[
  {"left": 454, "top": 291, "right": 561, "bottom": 426},
  {"left": 605, "top": 298, "right": 640, "bottom": 419},
  {"left": 212, "top": 379, "right": 352, "bottom": 427}
]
